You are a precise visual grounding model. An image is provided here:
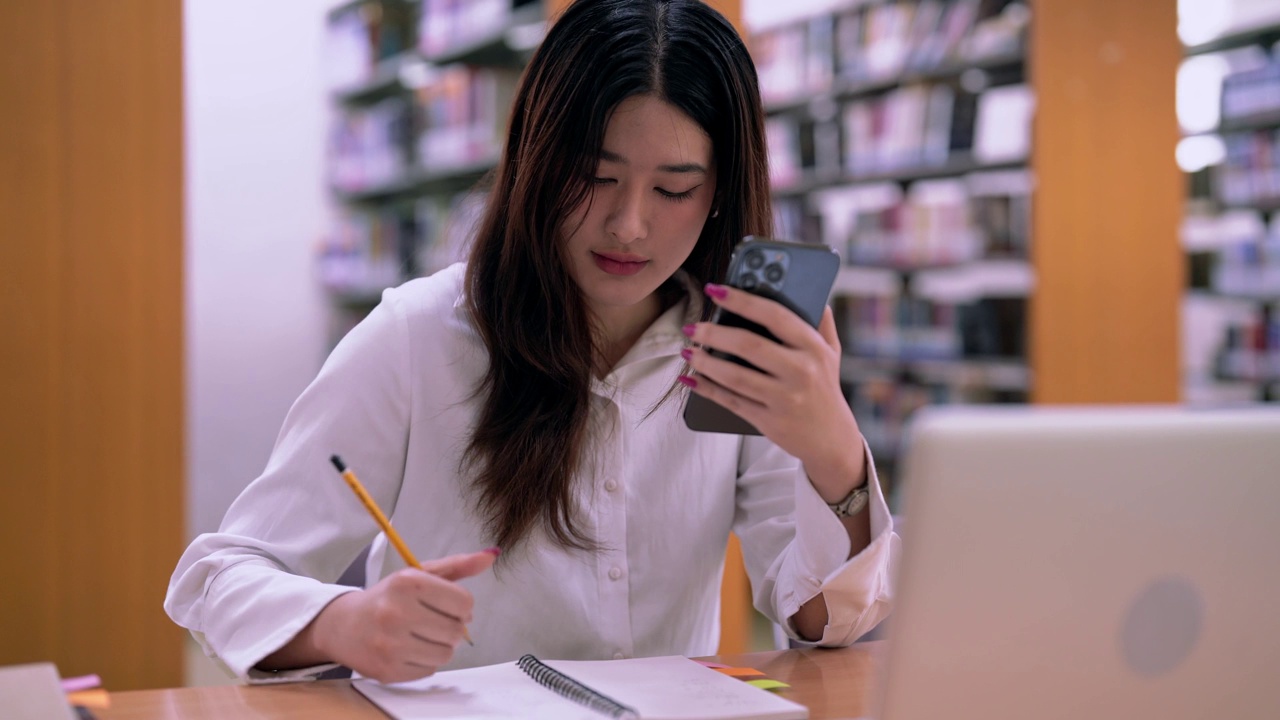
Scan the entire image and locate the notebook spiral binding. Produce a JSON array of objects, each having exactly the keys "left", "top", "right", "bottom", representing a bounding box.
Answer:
[{"left": 516, "top": 654, "right": 641, "bottom": 720}]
